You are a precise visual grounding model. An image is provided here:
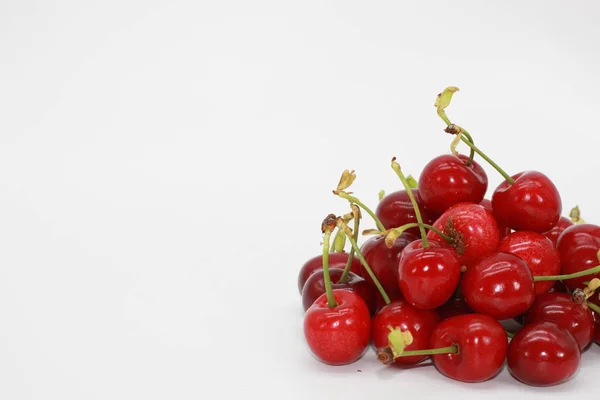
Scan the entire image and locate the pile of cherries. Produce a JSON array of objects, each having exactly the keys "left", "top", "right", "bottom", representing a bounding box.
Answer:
[{"left": 298, "top": 87, "right": 600, "bottom": 386}]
